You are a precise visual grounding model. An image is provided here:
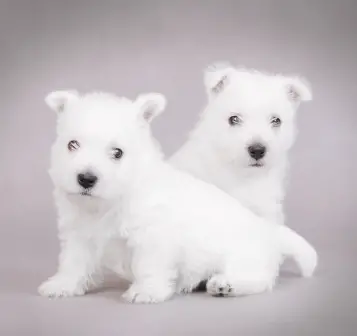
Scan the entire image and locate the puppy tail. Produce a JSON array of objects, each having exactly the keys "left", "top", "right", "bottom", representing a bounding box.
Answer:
[{"left": 278, "top": 226, "right": 318, "bottom": 277}]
